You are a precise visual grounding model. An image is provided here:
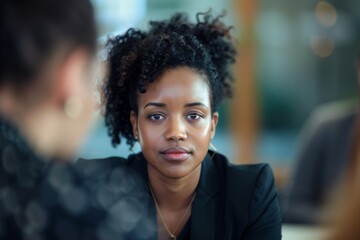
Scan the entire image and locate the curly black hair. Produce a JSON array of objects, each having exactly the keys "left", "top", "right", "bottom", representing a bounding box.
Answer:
[{"left": 104, "top": 11, "right": 236, "bottom": 148}]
